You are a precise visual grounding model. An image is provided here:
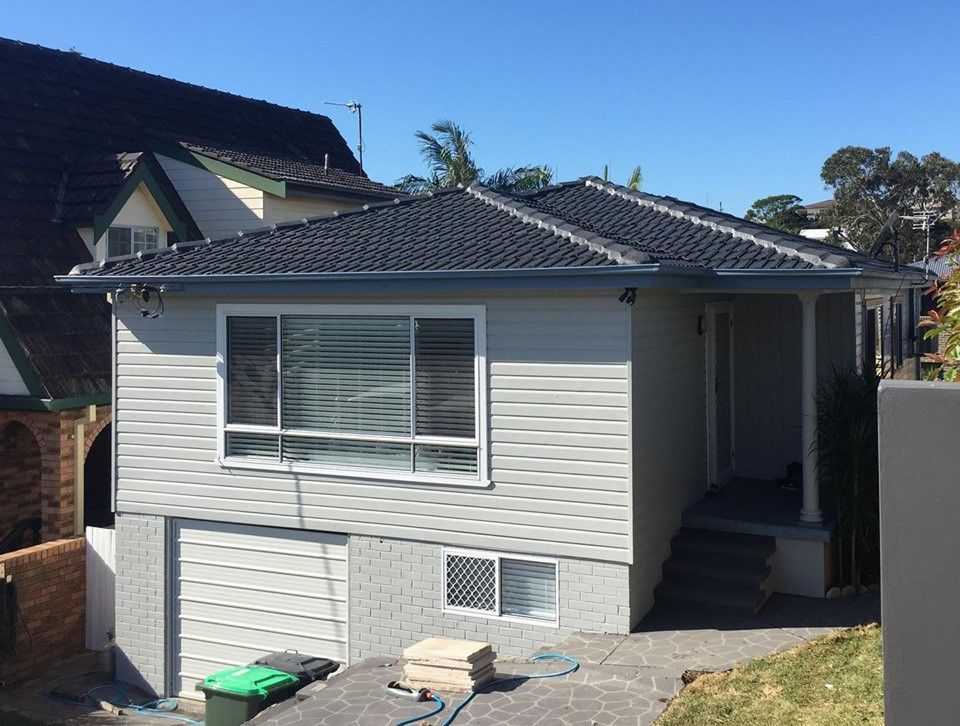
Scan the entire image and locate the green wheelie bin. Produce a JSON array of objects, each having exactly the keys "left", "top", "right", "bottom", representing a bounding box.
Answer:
[{"left": 196, "top": 665, "right": 300, "bottom": 726}]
